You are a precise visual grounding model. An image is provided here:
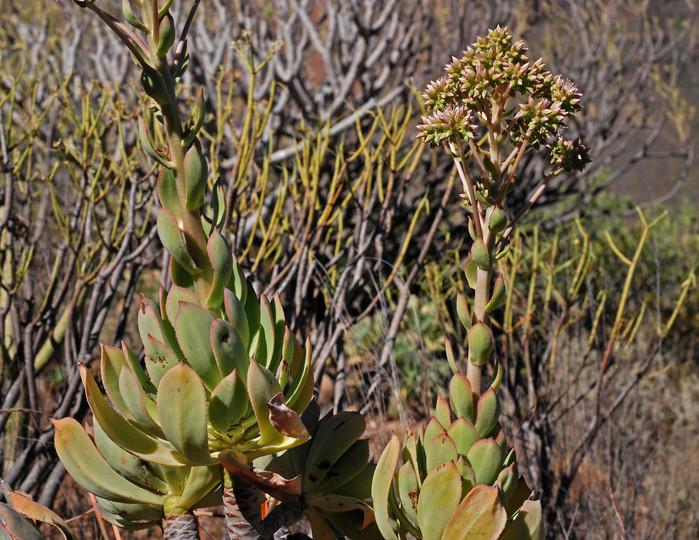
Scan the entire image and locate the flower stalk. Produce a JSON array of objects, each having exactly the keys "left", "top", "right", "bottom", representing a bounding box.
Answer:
[
  {"left": 372, "top": 27, "right": 590, "bottom": 540},
  {"left": 419, "top": 27, "right": 590, "bottom": 399}
]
